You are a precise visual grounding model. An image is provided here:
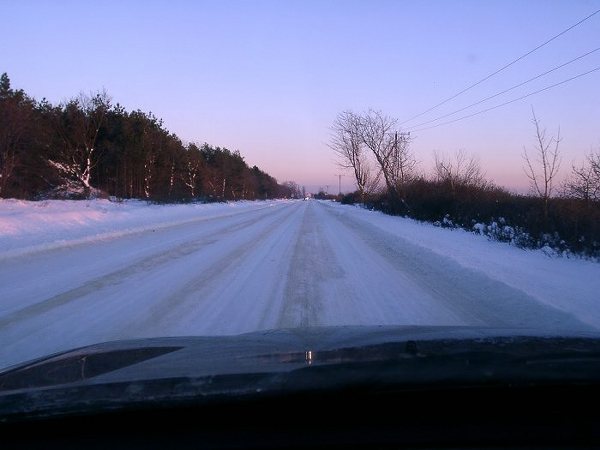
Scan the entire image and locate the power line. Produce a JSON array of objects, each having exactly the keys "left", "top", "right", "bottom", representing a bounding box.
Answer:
[
  {"left": 409, "top": 65, "right": 600, "bottom": 133},
  {"left": 406, "top": 47, "right": 600, "bottom": 130},
  {"left": 399, "top": 8, "right": 600, "bottom": 126}
]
